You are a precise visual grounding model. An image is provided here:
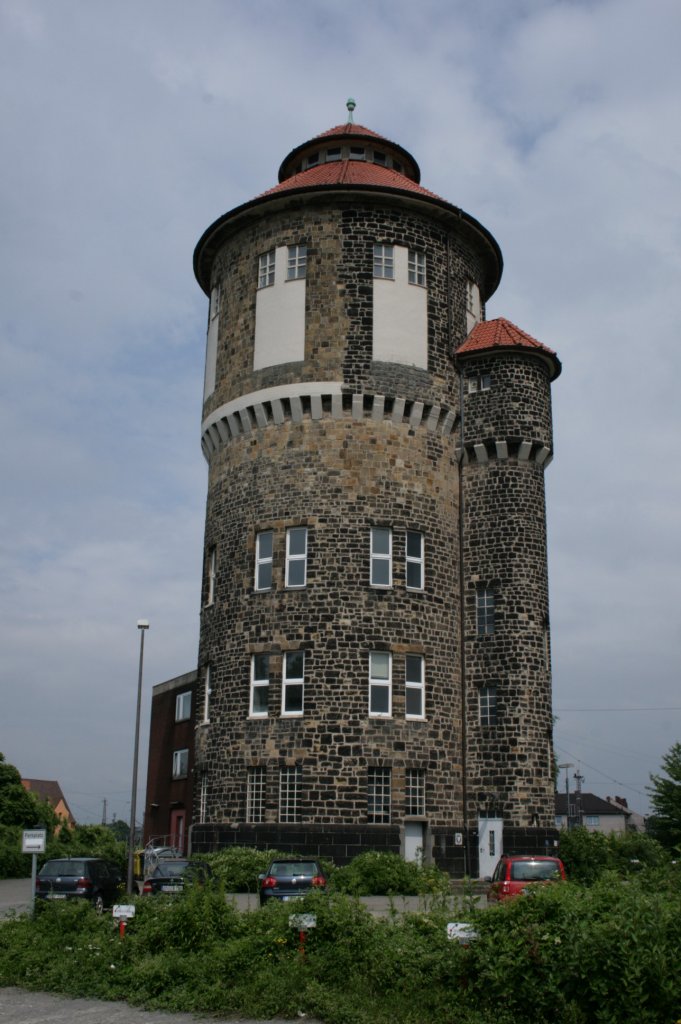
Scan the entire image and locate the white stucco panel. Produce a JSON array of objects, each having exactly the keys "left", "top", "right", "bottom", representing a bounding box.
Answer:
[
  {"left": 254, "top": 246, "right": 306, "bottom": 370},
  {"left": 203, "top": 315, "right": 218, "bottom": 400},
  {"left": 373, "top": 246, "right": 428, "bottom": 369}
]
